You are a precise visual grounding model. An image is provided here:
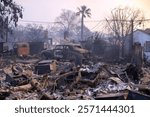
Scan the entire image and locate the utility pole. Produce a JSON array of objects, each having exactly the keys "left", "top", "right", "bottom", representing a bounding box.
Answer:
[
  {"left": 130, "top": 19, "right": 134, "bottom": 62},
  {"left": 131, "top": 19, "right": 134, "bottom": 47},
  {"left": 81, "top": 12, "right": 84, "bottom": 41},
  {"left": 5, "top": 17, "right": 8, "bottom": 42}
]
